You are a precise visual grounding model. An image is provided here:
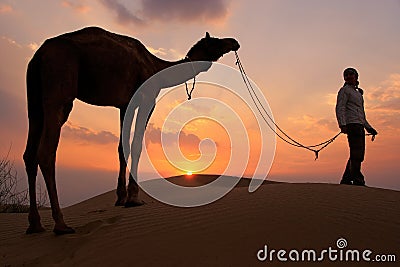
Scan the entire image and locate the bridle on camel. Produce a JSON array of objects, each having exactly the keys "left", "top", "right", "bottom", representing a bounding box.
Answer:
[{"left": 184, "top": 56, "right": 196, "bottom": 100}]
